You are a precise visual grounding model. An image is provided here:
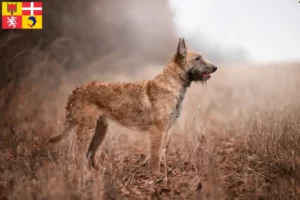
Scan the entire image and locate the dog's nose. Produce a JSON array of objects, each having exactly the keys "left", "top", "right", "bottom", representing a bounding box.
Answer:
[{"left": 212, "top": 65, "right": 217, "bottom": 72}]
